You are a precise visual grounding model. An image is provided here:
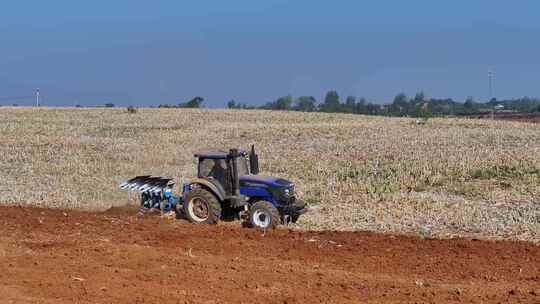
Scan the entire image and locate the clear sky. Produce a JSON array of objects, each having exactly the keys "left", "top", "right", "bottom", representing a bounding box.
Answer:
[{"left": 1, "top": 0, "right": 540, "bottom": 107}]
